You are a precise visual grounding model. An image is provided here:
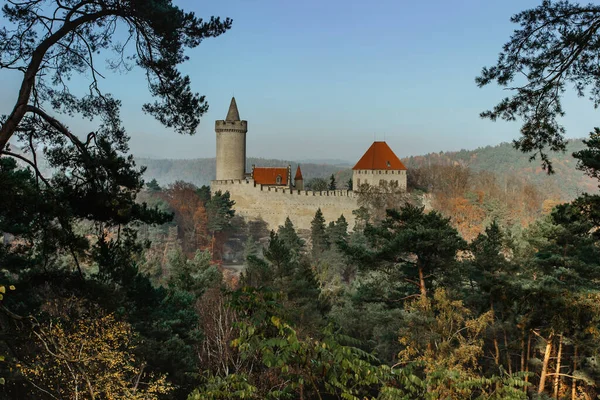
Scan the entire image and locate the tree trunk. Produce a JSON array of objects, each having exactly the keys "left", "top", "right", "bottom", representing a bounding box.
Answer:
[
  {"left": 504, "top": 327, "right": 513, "bottom": 374},
  {"left": 418, "top": 265, "right": 427, "bottom": 298},
  {"left": 0, "top": 11, "right": 112, "bottom": 151},
  {"left": 553, "top": 333, "right": 563, "bottom": 399},
  {"left": 490, "top": 302, "right": 500, "bottom": 367},
  {"left": 520, "top": 327, "right": 526, "bottom": 373},
  {"left": 538, "top": 332, "right": 554, "bottom": 394},
  {"left": 525, "top": 332, "right": 531, "bottom": 392},
  {"left": 572, "top": 345, "right": 578, "bottom": 400}
]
